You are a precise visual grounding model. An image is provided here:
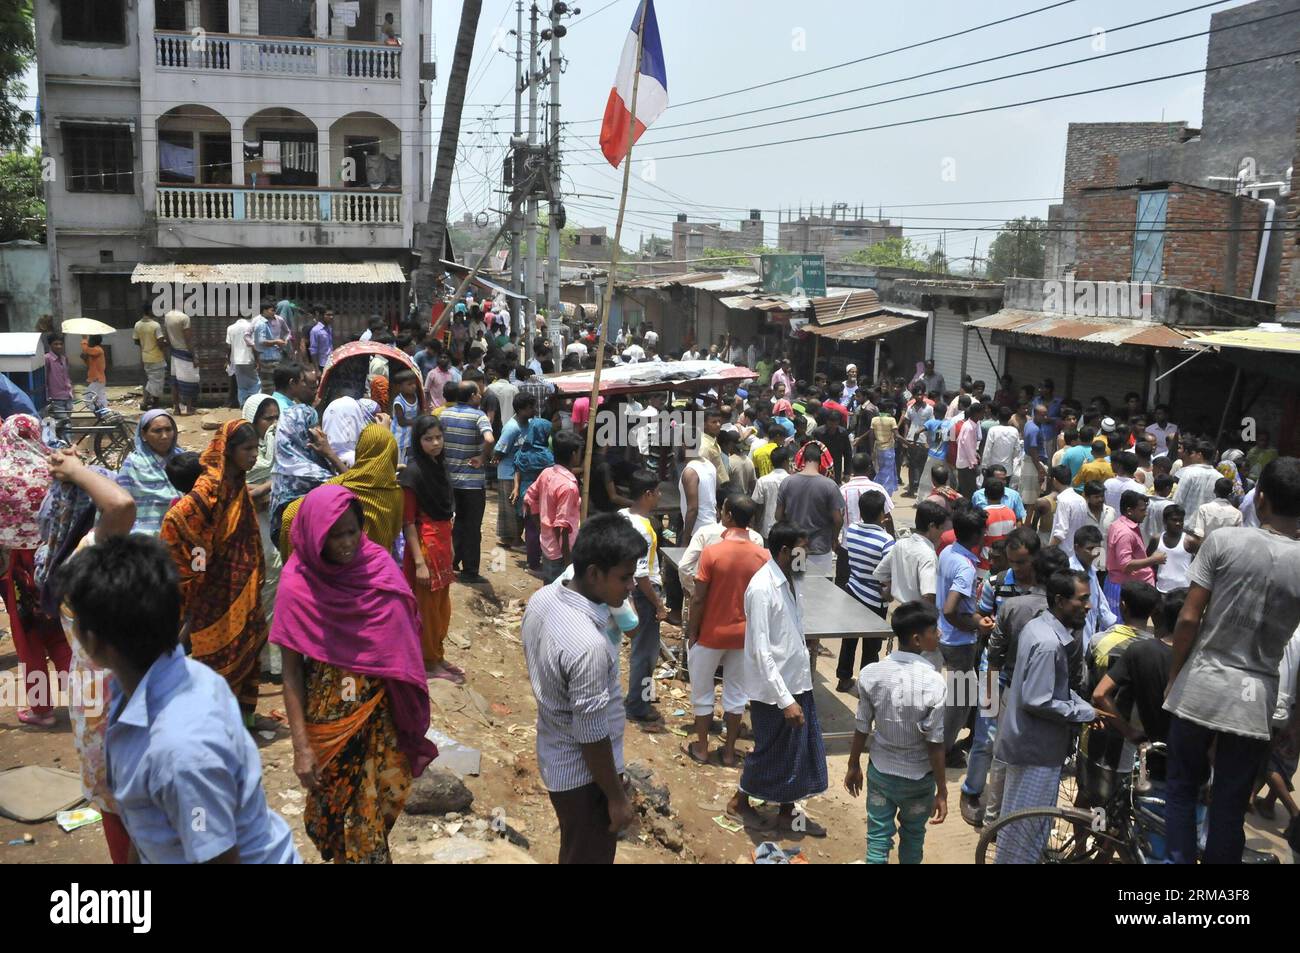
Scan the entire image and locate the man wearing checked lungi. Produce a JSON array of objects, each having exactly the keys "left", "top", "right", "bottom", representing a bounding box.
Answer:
[{"left": 725, "top": 521, "right": 829, "bottom": 837}]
